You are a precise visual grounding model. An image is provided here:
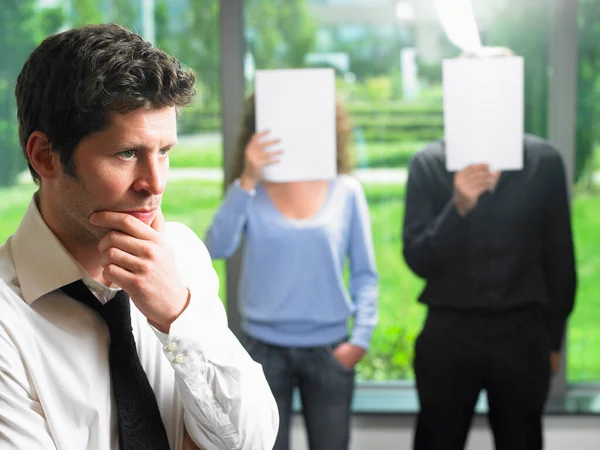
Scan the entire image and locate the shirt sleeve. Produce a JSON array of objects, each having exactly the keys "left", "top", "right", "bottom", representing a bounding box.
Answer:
[
  {"left": 402, "top": 152, "right": 467, "bottom": 278},
  {"left": 204, "top": 179, "right": 255, "bottom": 259},
  {"left": 0, "top": 314, "right": 57, "bottom": 450},
  {"left": 153, "top": 224, "right": 279, "bottom": 450},
  {"left": 541, "top": 153, "right": 577, "bottom": 351},
  {"left": 347, "top": 179, "right": 379, "bottom": 350}
]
